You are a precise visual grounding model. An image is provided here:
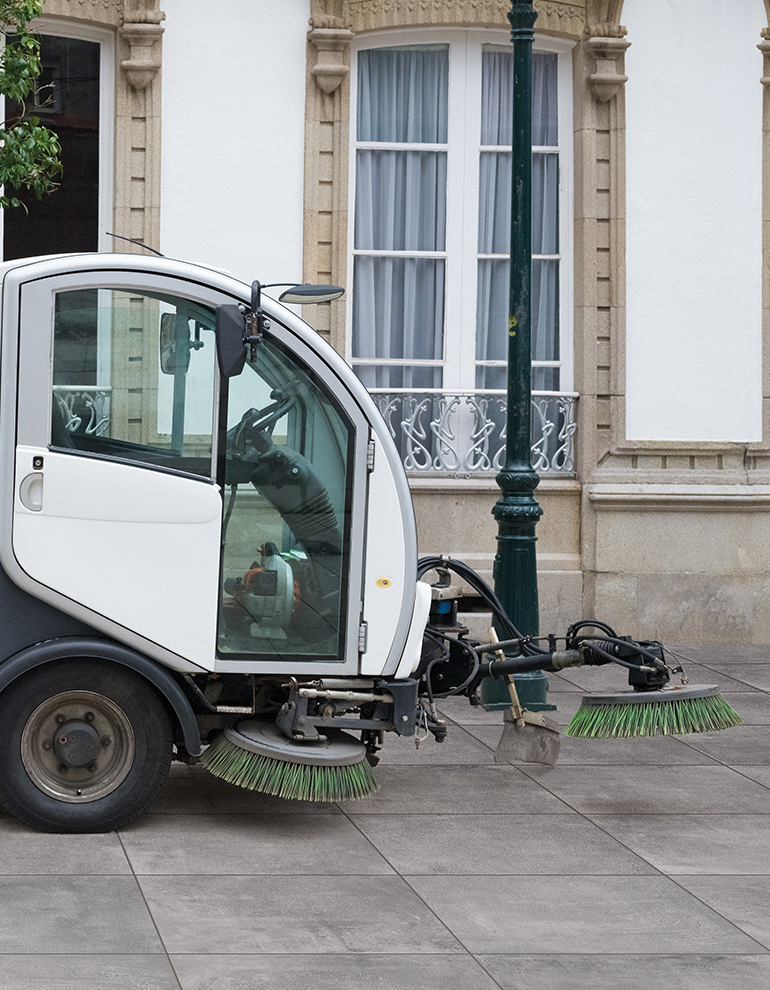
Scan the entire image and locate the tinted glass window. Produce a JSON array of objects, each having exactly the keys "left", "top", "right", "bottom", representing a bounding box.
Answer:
[
  {"left": 219, "top": 336, "right": 353, "bottom": 661},
  {"left": 51, "top": 288, "right": 216, "bottom": 477}
]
